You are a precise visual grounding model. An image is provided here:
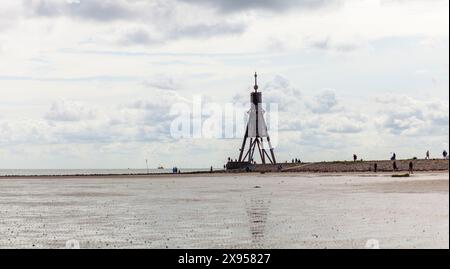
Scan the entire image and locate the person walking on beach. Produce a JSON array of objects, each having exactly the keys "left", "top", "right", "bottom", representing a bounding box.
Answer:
[
  {"left": 353, "top": 154, "right": 357, "bottom": 162},
  {"left": 374, "top": 163, "right": 377, "bottom": 173},
  {"left": 391, "top": 152, "right": 396, "bottom": 161},
  {"left": 443, "top": 150, "right": 448, "bottom": 159},
  {"left": 409, "top": 161, "right": 414, "bottom": 174},
  {"left": 393, "top": 161, "right": 397, "bottom": 171},
  {"left": 425, "top": 150, "right": 430, "bottom": 160}
]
